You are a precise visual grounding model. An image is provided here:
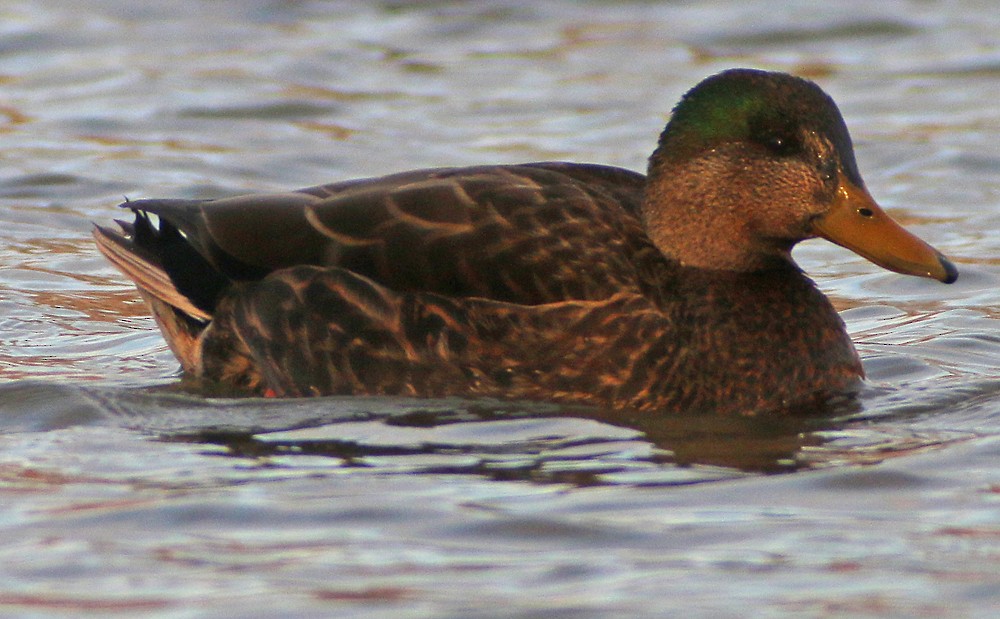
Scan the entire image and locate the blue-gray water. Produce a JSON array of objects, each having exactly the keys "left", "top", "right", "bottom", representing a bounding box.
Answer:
[{"left": 0, "top": 1, "right": 998, "bottom": 617}]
